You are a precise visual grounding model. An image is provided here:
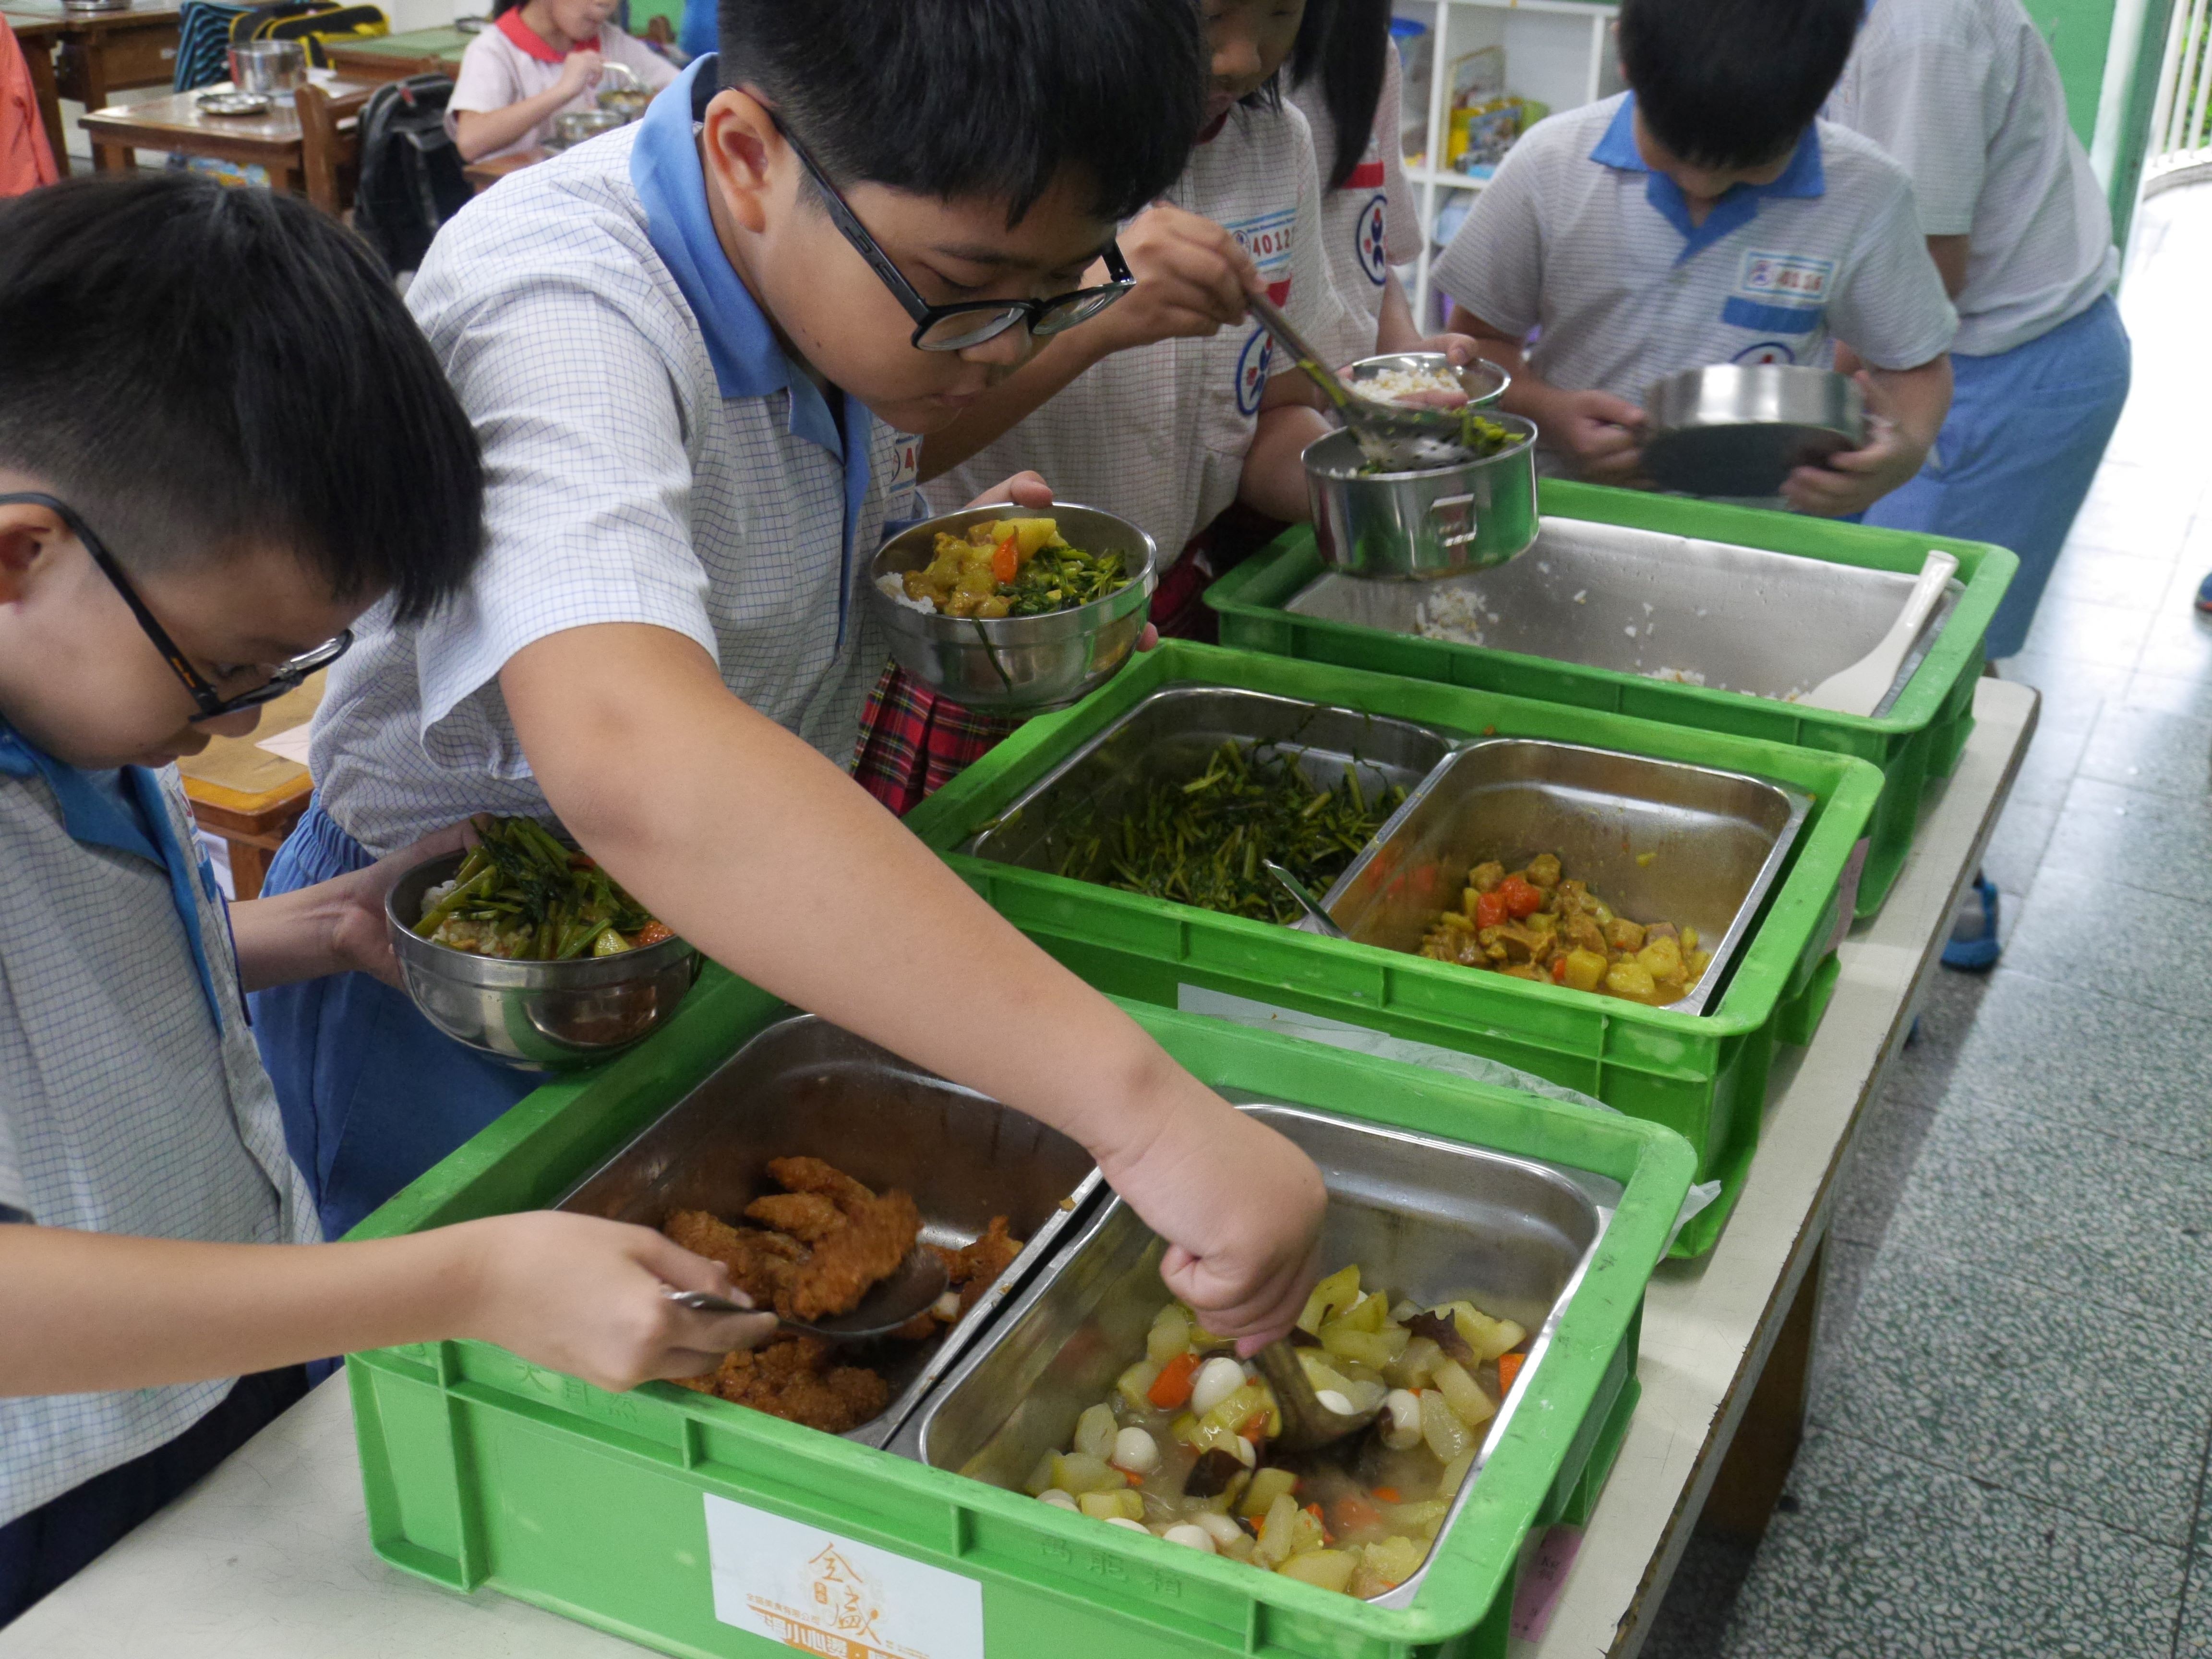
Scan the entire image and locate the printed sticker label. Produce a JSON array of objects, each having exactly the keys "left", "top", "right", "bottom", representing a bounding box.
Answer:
[
  {"left": 705, "top": 1493, "right": 986, "bottom": 1659},
  {"left": 1224, "top": 206, "right": 1297, "bottom": 278},
  {"left": 1737, "top": 250, "right": 1834, "bottom": 302}
]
